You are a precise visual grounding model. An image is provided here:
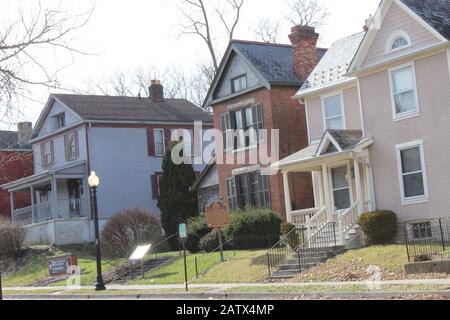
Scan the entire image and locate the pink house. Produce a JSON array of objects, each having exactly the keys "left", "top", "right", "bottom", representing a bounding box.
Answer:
[{"left": 276, "top": 0, "right": 450, "bottom": 245}]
